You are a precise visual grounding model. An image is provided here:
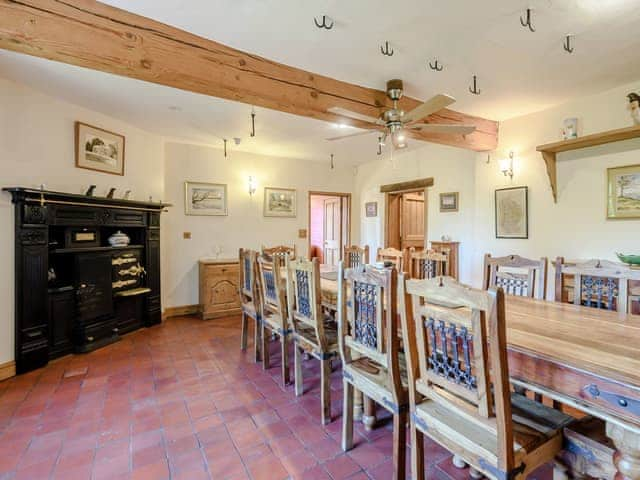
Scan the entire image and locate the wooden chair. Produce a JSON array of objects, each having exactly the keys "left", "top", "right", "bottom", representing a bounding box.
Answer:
[
  {"left": 344, "top": 245, "right": 369, "bottom": 268},
  {"left": 262, "top": 244, "right": 296, "bottom": 267},
  {"left": 239, "top": 248, "right": 262, "bottom": 362},
  {"left": 484, "top": 254, "right": 547, "bottom": 299},
  {"left": 376, "top": 247, "right": 404, "bottom": 272},
  {"left": 399, "top": 276, "right": 573, "bottom": 480},
  {"left": 555, "top": 258, "right": 629, "bottom": 312},
  {"left": 256, "top": 253, "right": 290, "bottom": 385},
  {"left": 285, "top": 257, "right": 339, "bottom": 424},
  {"left": 408, "top": 248, "right": 448, "bottom": 279},
  {"left": 337, "top": 262, "right": 408, "bottom": 479}
]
